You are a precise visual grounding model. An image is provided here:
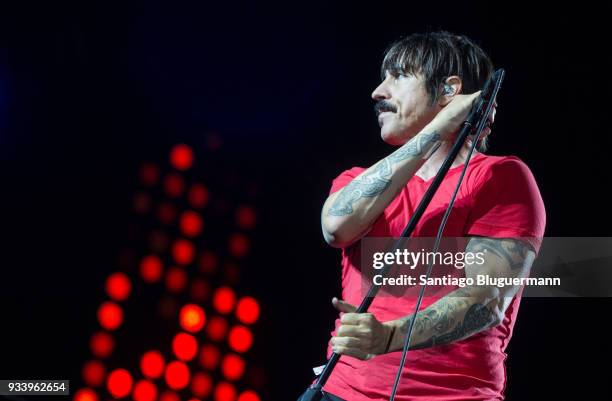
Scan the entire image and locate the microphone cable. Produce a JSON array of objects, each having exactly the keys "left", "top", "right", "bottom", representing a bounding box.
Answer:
[{"left": 388, "top": 96, "right": 490, "bottom": 401}]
